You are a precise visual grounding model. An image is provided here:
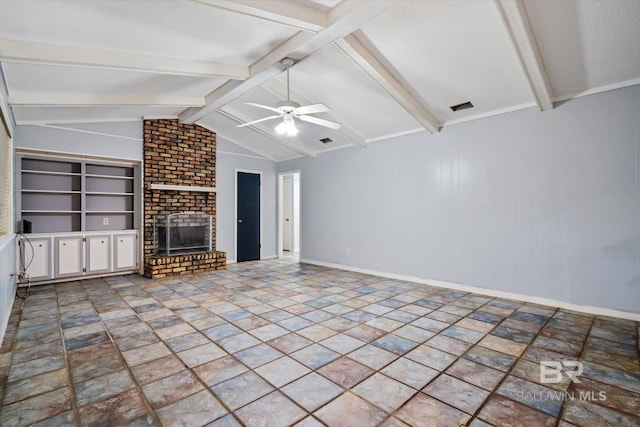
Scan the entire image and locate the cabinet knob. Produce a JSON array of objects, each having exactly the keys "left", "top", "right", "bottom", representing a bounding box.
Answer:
[
  {"left": 63, "top": 243, "right": 66, "bottom": 246},
  {"left": 101, "top": 241, "right": 104, "bottom": 244},
  {"left": 38, "top": 244, "right": 43, "bottom": 247},
  {"left": 120, "top": 240, "right": 123, "bottom": 243}
]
